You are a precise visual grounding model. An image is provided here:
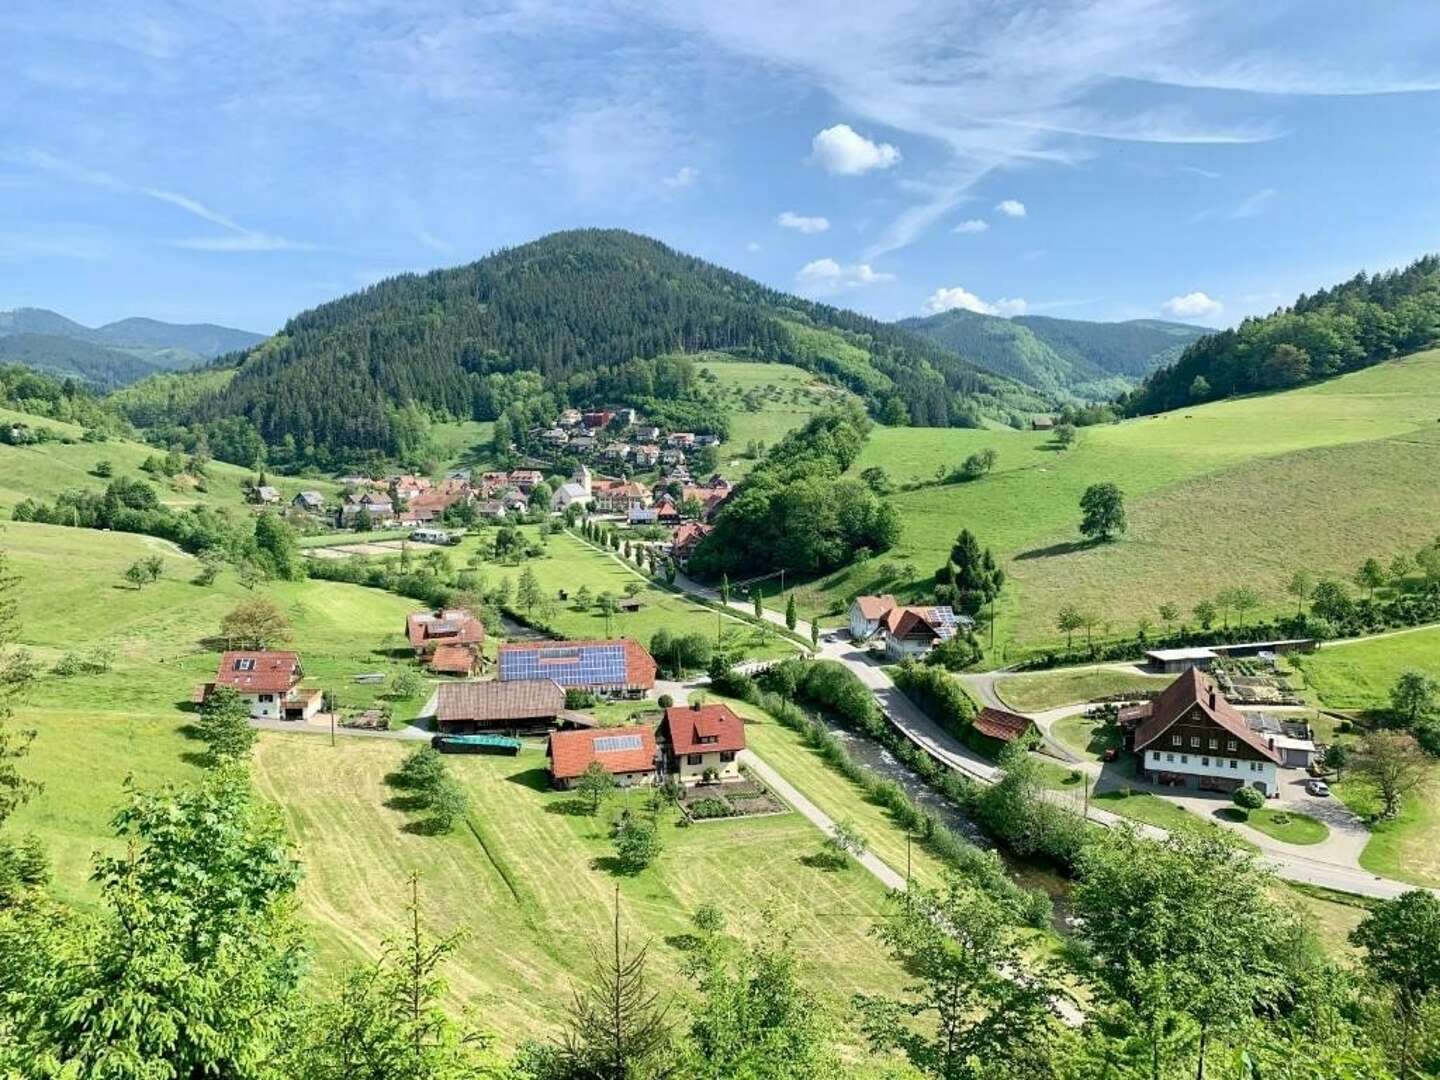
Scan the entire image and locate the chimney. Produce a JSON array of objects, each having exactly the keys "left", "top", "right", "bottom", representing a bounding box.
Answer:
[
  {"left": 691, "top": 701, "right": 701, "bottom": 711},
  {"left": 1209, "top": 690, "right": 1217, "bottom": 710}
]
